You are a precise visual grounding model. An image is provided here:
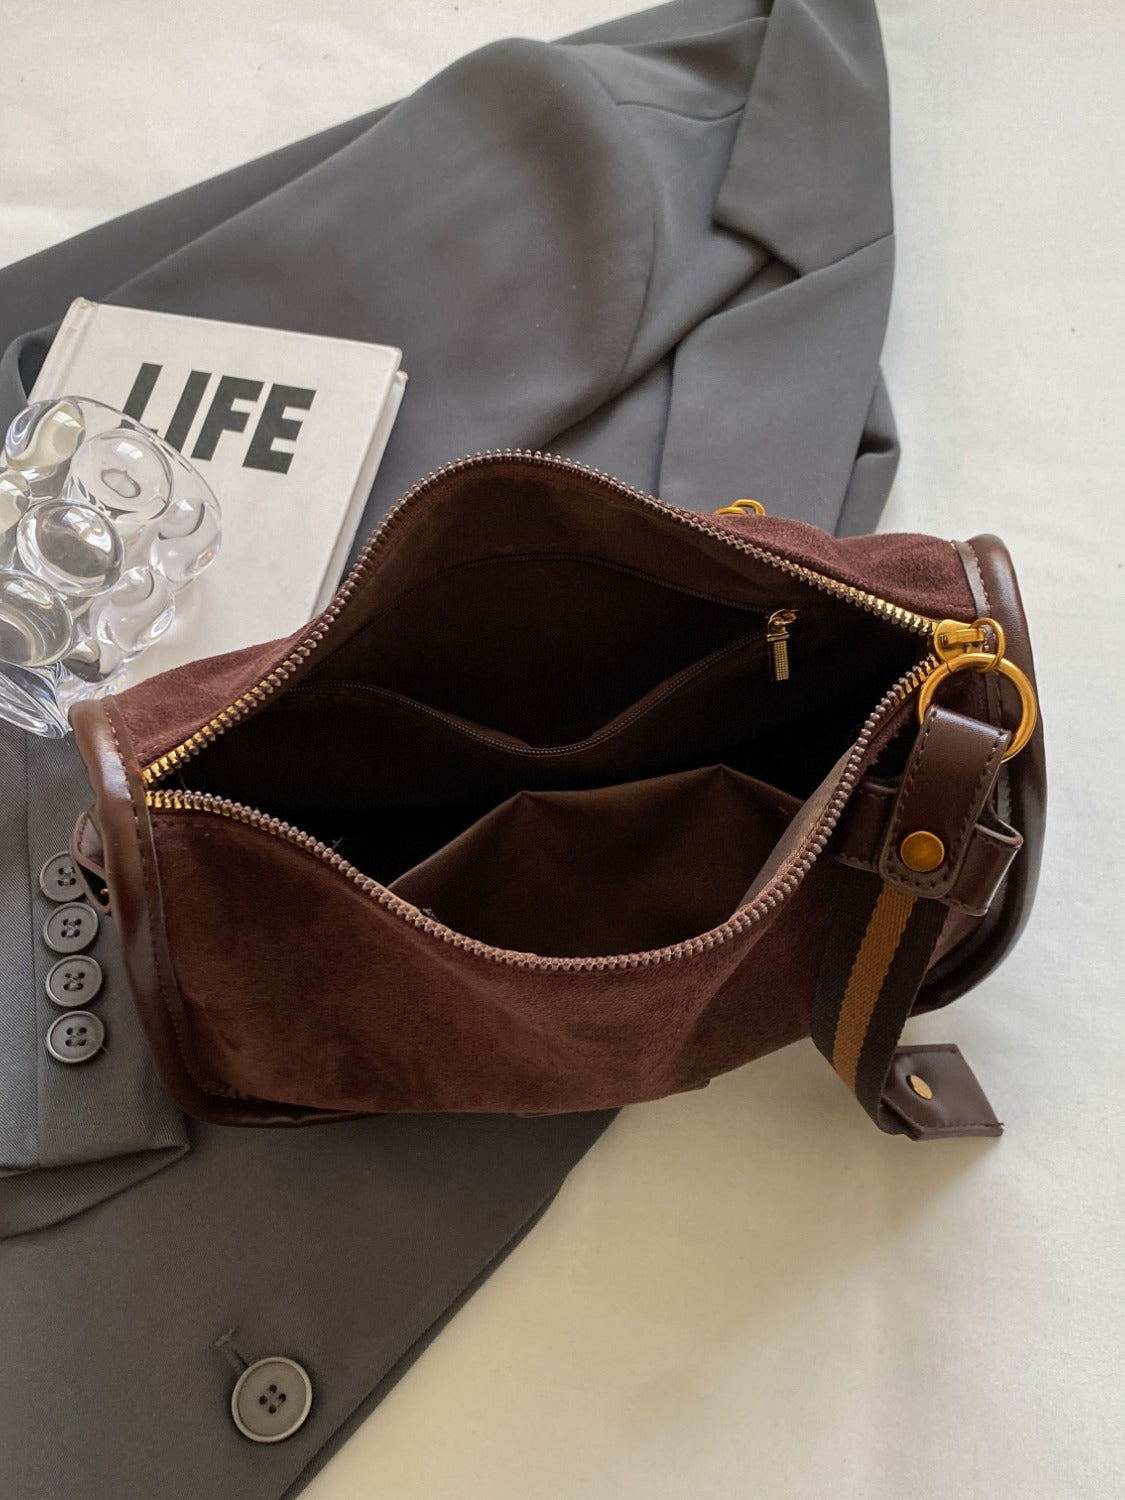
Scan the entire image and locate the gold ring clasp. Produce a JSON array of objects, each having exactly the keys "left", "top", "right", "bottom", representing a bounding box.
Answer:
[
  {"left": 714, "top": 498, "right": 766, "bottom": 517},
  {"left": 916, "top": 650, "right": 1037, "bottom": 760}
]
